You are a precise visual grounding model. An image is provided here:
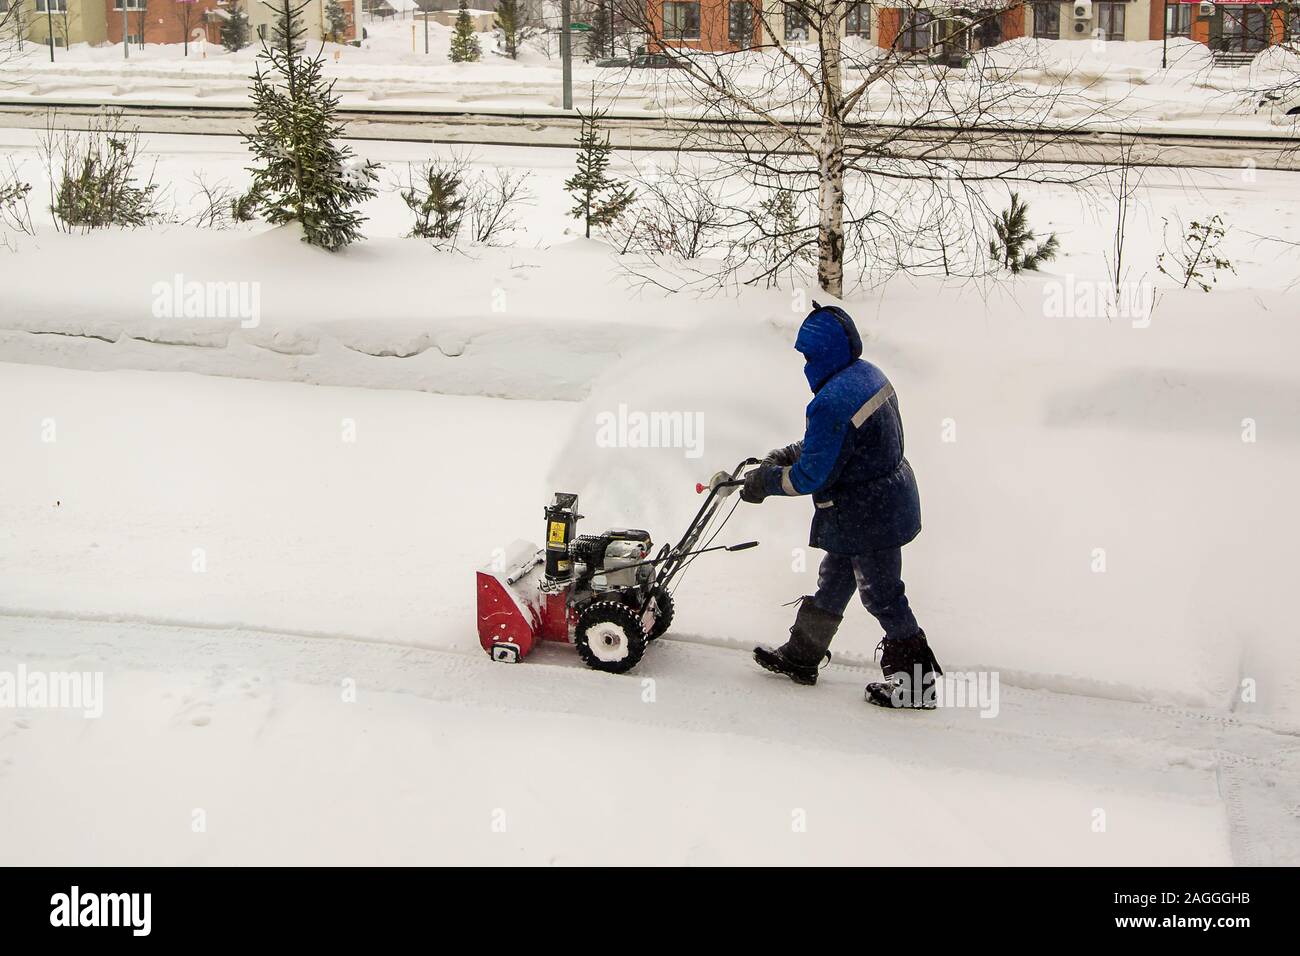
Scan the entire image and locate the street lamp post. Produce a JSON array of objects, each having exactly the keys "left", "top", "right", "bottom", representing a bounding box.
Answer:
[
  {"left": 561, "top": 0, "right": 572, "bottom": 109},
  {"left": 1162, "top": 0, "right": 1168, "bottom": 69},
  {"left": 178, "top": 0, "right": 196, "bottom": 56}
]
